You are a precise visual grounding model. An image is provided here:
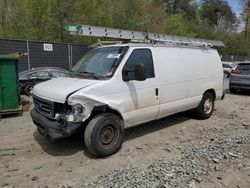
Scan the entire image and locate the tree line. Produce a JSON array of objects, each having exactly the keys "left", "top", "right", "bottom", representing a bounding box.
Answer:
[{"left": 0, "top": 0, "right": 249, "bottom": 57}]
